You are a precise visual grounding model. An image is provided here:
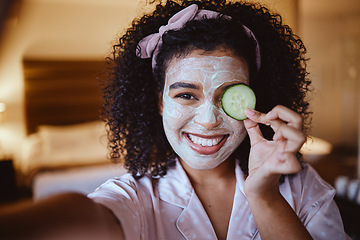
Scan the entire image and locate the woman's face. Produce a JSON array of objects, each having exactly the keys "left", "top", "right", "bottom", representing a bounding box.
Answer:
[{"left": 161, "top": 48, "right": 249, "bottom": 170}]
